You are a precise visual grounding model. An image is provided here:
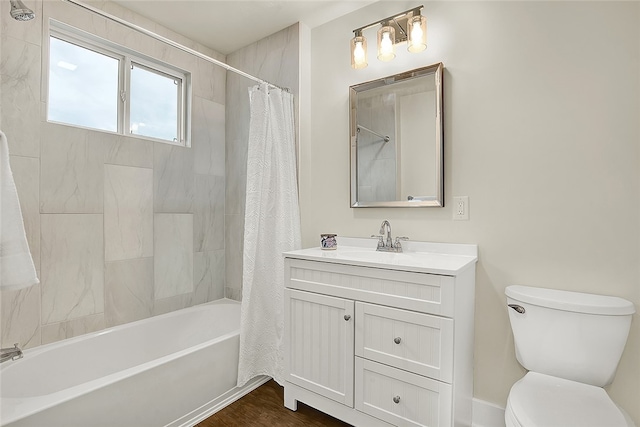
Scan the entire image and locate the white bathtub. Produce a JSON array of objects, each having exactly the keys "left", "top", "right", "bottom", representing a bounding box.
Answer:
[{"left": 0, "top": 299, "right": 268, "bottom": 427}]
